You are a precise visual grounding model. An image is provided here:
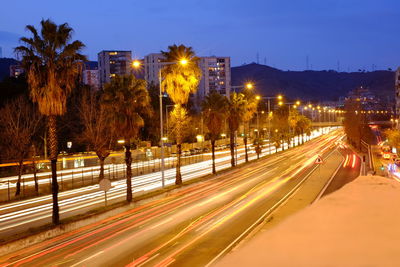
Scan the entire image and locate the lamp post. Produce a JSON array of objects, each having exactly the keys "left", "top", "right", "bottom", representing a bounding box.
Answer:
[
  {"left": 261, "top": 94, "right": 283, "bottom": 141},
  {"left": 132, "top": 59, "right": 188, "bottom": 188}
]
